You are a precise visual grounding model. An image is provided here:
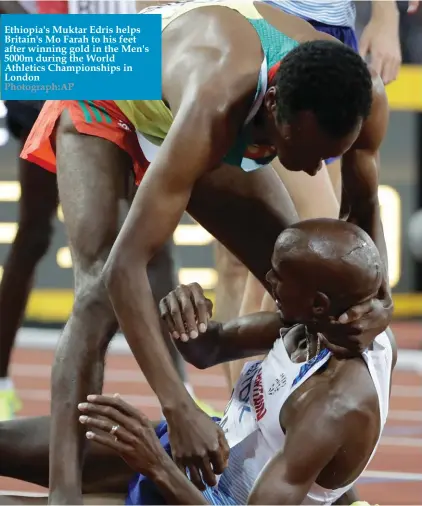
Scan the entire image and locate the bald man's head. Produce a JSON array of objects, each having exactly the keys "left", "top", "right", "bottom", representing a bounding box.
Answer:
[{"left": 266, "top": 218, "right": 382, "bottom": 324}]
